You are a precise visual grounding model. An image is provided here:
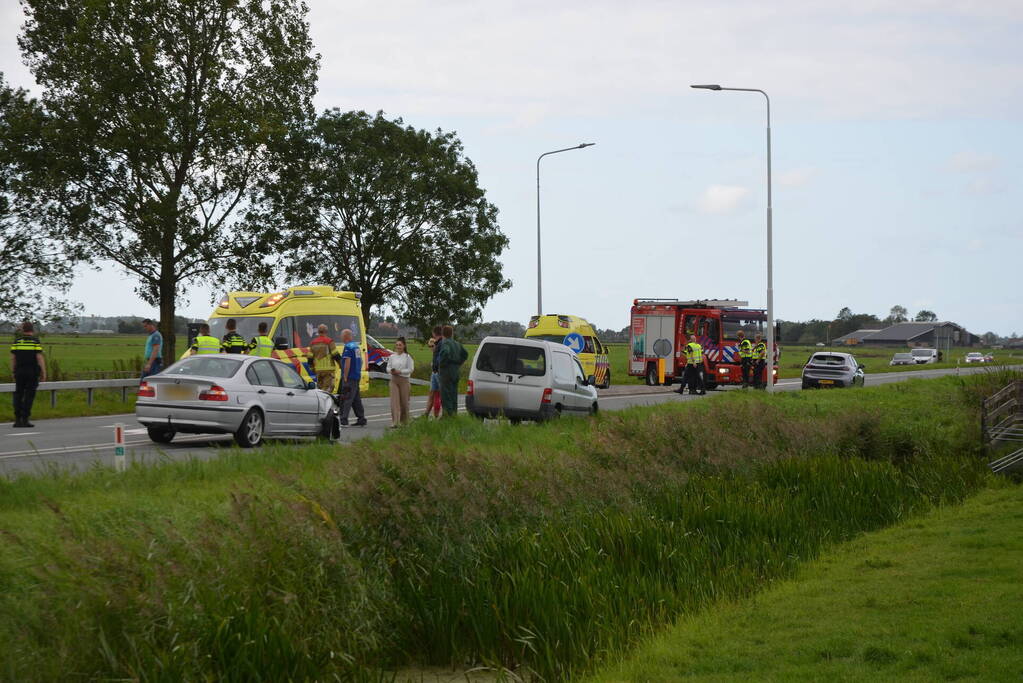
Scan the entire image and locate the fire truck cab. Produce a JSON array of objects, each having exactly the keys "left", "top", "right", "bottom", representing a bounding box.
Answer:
[{"left": 629, "top": 298, "right": 778, "bottom": 388}]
